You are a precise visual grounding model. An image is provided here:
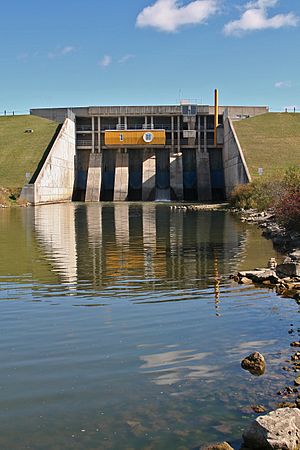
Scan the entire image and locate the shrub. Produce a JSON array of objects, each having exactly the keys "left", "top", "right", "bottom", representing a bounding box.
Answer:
[
  {"left": 275, "top": 191, "right": 300, "bottom": 232},
  {"left": 229, "top": 180, "right": 279, "bottom": 211},
  {"left": 229, "top": 166, "right": 300, "bottom": 213},
  {"left": 283, "top": 166, "right": 300, "bottom": 193}
]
